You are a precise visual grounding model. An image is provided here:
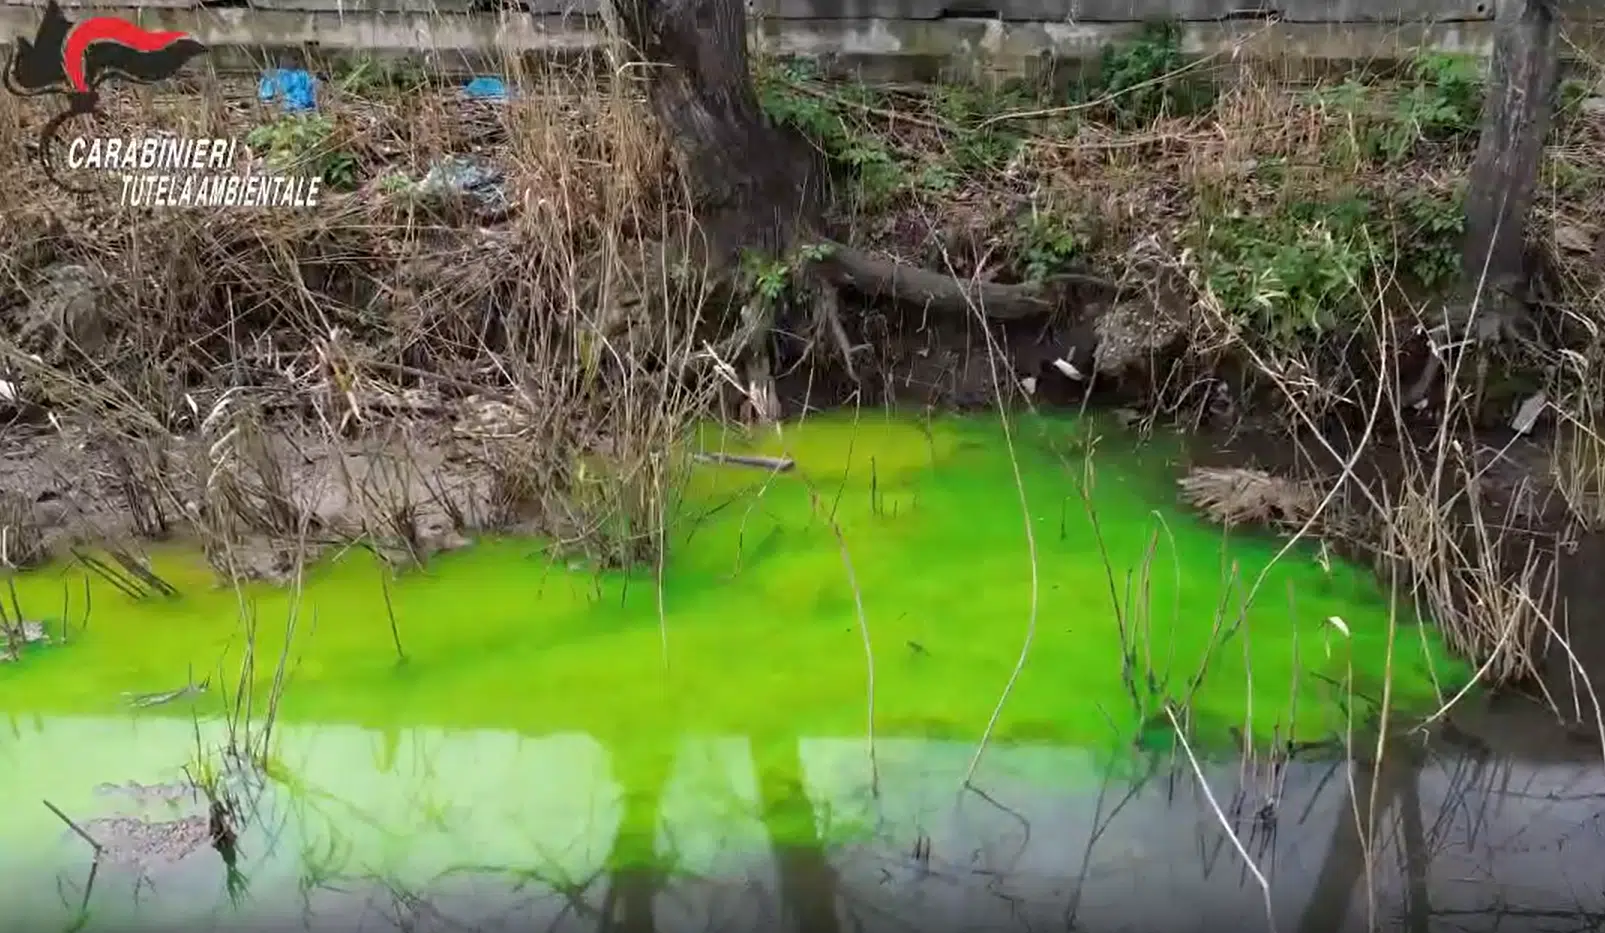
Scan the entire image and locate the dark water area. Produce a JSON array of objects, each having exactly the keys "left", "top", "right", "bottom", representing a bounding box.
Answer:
[{"left": 3, "top": 716, "right": 1603, "bottom": 933}]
